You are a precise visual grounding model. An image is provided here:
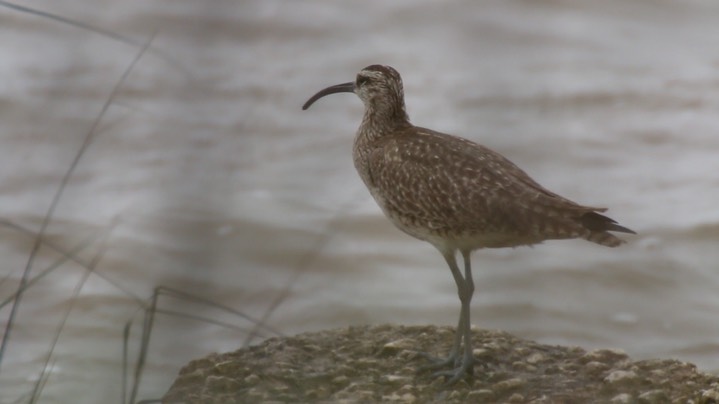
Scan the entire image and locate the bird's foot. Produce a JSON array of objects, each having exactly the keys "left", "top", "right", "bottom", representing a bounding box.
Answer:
[
  {"left": 416, "top": 351, "right": 459, "bottom": 372},
  {"left": 416, "top": 351, "right": 475, "bottom": 385},
  {"left": 430, "top": 355, "right": 475, "bottom": 386}
]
